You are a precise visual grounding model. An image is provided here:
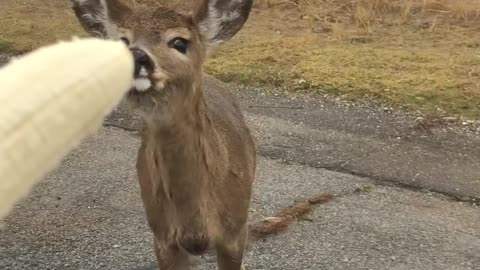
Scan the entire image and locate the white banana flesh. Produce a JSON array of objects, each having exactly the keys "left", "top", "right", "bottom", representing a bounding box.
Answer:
[{"left": 0, "top": 38, "right": 133, "bottom": 219}]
